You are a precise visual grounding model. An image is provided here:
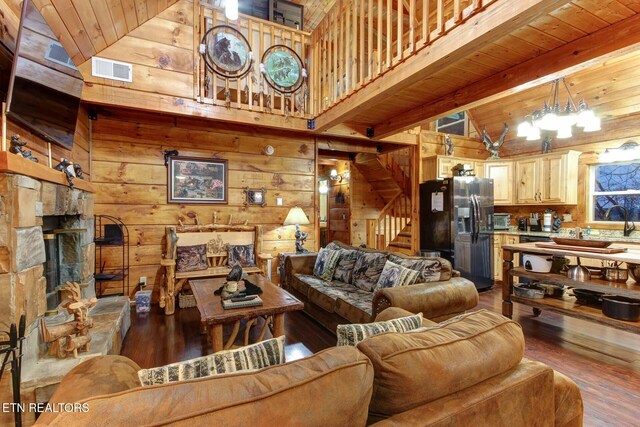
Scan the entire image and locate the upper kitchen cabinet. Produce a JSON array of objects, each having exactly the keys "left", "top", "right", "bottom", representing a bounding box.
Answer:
[
  {"left": 485, "top": 161, "right": 514, "bottom": 205},
  {"left": 422, "top": 156, "right": 485, "bottom": 181},
  {"left": 514, "top": 151, "right": 581, "bottom": 205}
]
